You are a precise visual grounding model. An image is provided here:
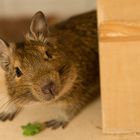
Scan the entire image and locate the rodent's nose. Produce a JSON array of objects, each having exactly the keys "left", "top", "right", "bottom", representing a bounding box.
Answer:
[{"left": 41, "top": 82, "right": 56, "bottom": 96}]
